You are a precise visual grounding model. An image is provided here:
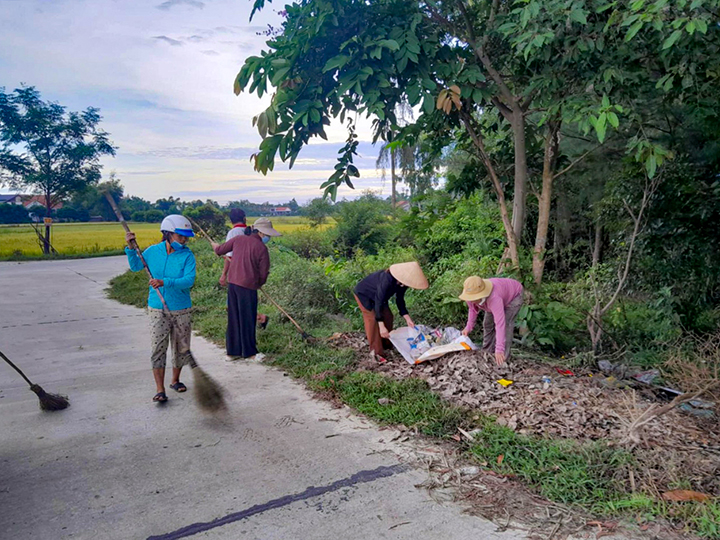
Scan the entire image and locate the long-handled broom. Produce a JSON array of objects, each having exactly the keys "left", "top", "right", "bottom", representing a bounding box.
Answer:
[
  {"left": 188, "top": 218, "right": 316, "bottom": 342},
  {"left": 104, "top": 193, "right": 225, "bottom": 412},
  {"left": 0, "top": 349, "right": 69, "bottom": 411}
]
